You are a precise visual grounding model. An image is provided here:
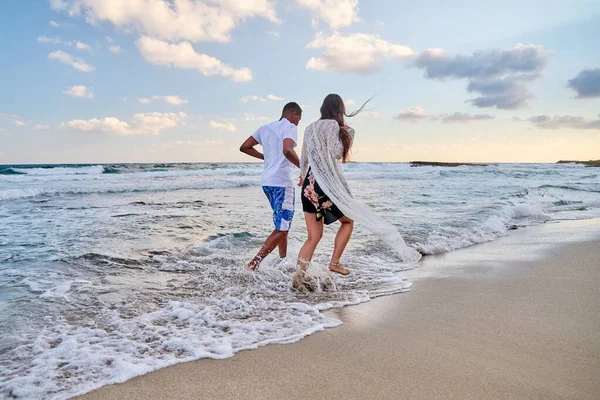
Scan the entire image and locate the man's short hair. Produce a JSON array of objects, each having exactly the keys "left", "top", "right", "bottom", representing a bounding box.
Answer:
[{"left": 282, "top": 102, "right": 302, "bottom": 116}]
